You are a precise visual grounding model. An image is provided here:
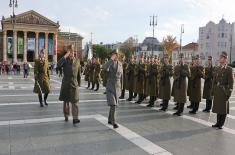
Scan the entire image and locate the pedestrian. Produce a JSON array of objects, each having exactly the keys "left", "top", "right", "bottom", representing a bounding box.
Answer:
[
  {"left": 33, "top": 49, "right": 50, "bottom": 107},
  {"left": 212, "top": 51, "right": 234, "bottom": 129},
  {"left": 57, "top": 45, "right": 81, "bottom": 125},
  {"left": 23, "top": 61, "right": 29, "bottom": 78},
  {"left": 104, "top": 50, "right": 123, "bottom": 129}
]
